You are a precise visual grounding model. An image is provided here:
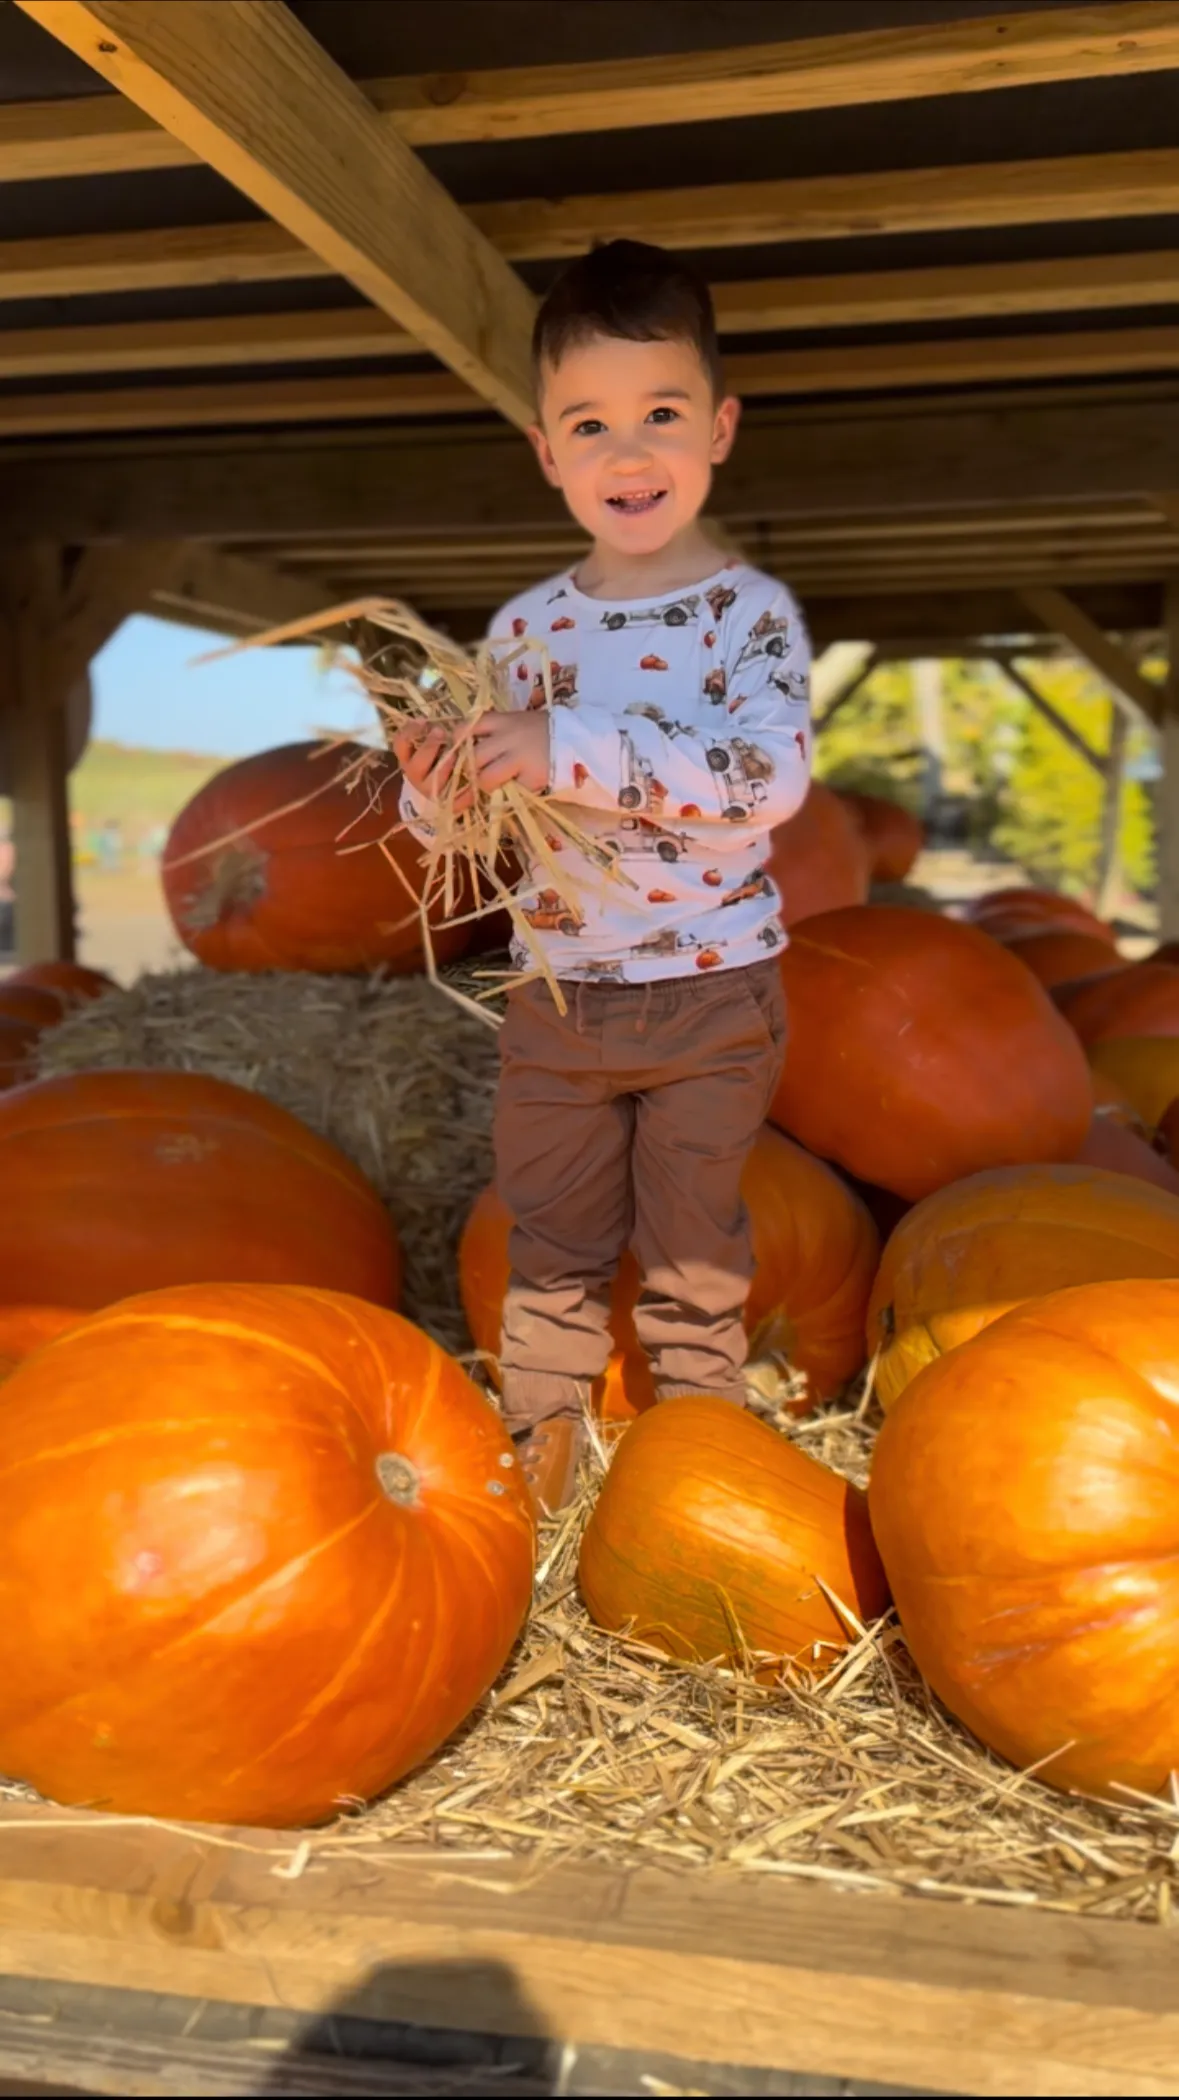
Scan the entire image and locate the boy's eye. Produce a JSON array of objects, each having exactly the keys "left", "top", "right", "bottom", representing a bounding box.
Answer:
[
  {"left": 572, "top": 418, "right": 606, "bottom": 437},
  {"left": 647, "top": 407, "right": 681, "bottom": 424}
]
